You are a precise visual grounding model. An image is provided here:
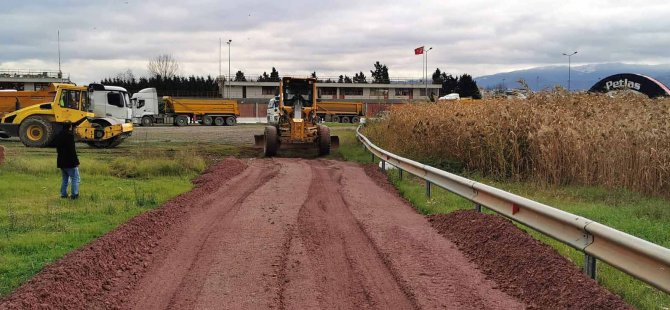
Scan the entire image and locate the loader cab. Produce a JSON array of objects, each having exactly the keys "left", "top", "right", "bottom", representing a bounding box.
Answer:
[{"left": 88, "top": 84, "right": 132, "bottom": 122}]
